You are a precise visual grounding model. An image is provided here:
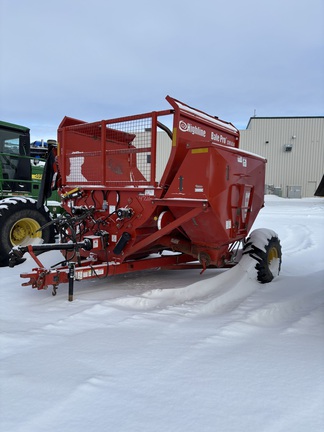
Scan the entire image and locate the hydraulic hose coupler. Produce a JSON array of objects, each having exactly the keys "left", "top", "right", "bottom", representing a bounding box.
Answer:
[{"left": 116, "top": 208, "right": 133, "bottom": 220}]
